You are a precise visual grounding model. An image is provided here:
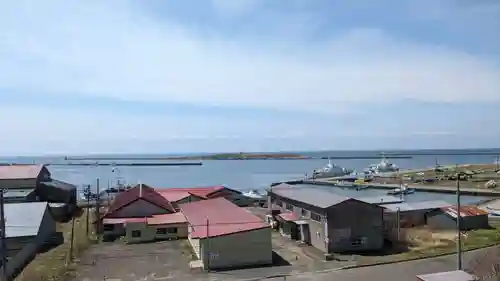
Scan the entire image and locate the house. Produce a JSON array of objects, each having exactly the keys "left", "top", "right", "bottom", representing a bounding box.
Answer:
[
  {"left": 0, "top": 165, "right": 77, "bottom": 204},
  {"left": 268, "top": 184, "right": 385, "bottom": 254},
  {"left": 179, "top": 197, "right": 272, "bottom": 270},
  {"left": 1, "top": 202, "right": 57, "bottom": 279},
  {"left": 100, "top": 184, "right": 188, "bottom": 242},
  {"left": 158, "top": 186, "right": 247, "bottom": 206},
  {"left": 157, "top": 190, "right": 205, "bottom": 210},
  {"left": 416, "top": 270, "right": 478, "bottom": 281},
  {"left": 427, "top": 205, "right": 490, "bottom": 230}
]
